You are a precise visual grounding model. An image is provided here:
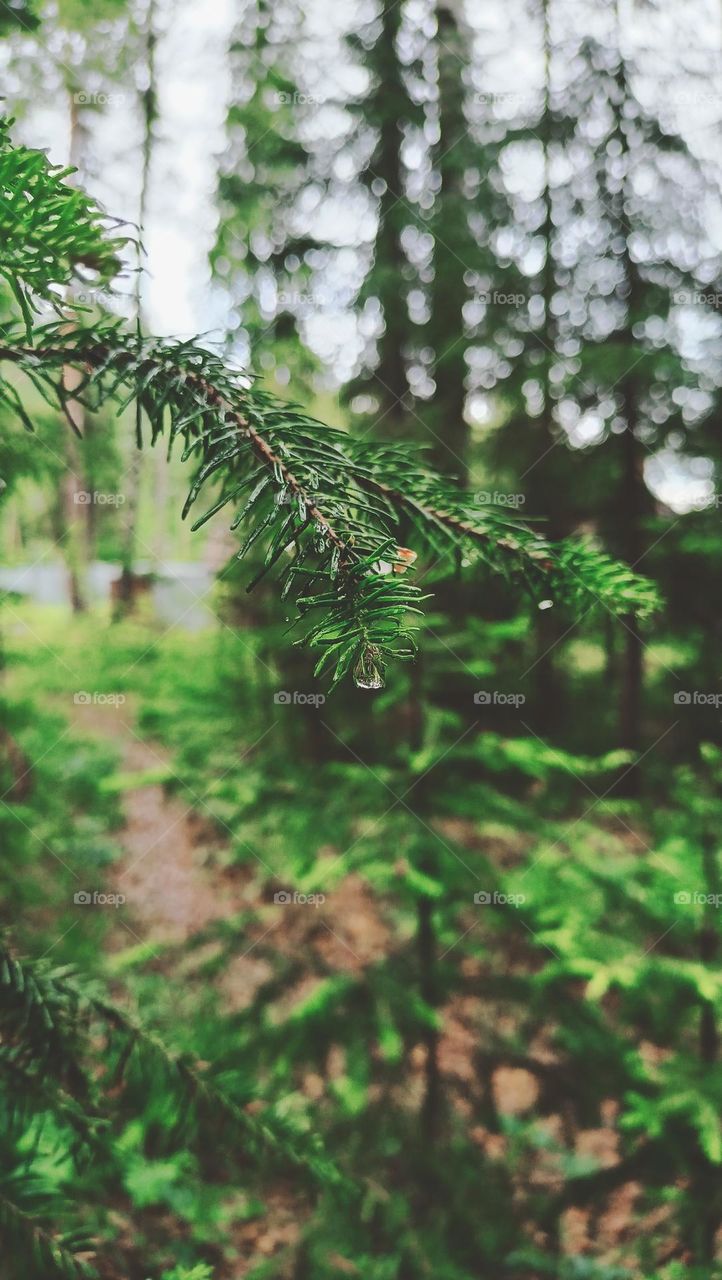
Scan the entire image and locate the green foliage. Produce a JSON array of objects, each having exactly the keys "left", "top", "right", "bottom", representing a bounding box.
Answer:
[
  {"left": 0, "top": 113, "right": 659, "bottom": 690},
  {"left": 0, "top": 925, "right": 347, "bottom": 1276},
  {"left": 3, "top": 588, "right": 722, "bottom": 1276},
  {"left": 160, "top": 1267, "right": 214, "bottom": 1280},
  {"left": 0, "top": 2, "right": 39, "bottom": 32},
  {"left": 213, "top": 0, "right": 320, "bottom": 380},
  {"left": 0, "top": 320, "right": 660, "bottom": 686},
  {"left": 0, "top": 117, "right": 126, "bottom": 341},
  {"left": 2, "top": 3, "right": 721, "bottom": 1273}
]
